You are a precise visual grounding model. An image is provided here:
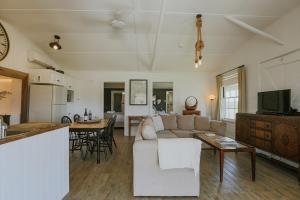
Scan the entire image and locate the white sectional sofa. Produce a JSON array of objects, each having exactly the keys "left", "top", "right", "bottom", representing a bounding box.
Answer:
[{"left": 133, "top": 115, "right": 226, "bottom": 197}]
